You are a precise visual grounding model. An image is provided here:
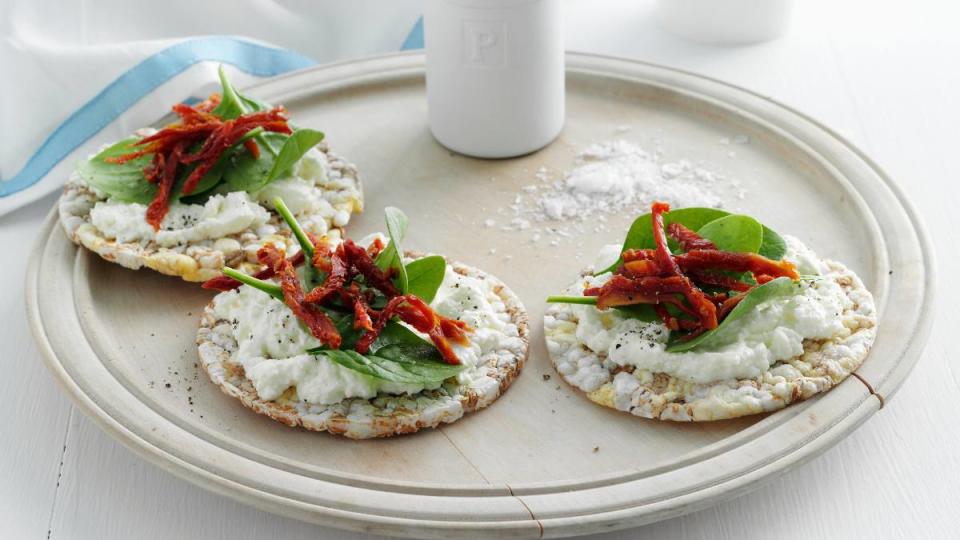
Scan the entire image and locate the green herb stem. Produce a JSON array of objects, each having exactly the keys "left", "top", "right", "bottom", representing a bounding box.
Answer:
[
  {"left": 257, "top": 133, "right": 280, "bottom": 158},
  {"left": 546, "top": 295, "right": 598, "bottom": 305},
  {"left": 222, "top": 267, "right": 283, "bottom": 301},
  {"left": 236, "top": 127, "right": 264, "bottom": 144},
  {"left": 273, "top": 197, "right": 314, "bottom": 258}
]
